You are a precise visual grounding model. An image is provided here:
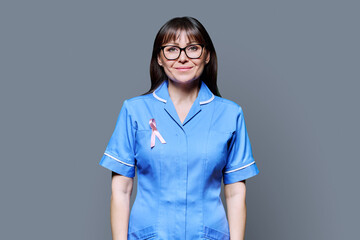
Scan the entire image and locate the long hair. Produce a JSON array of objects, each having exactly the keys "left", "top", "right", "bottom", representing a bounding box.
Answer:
[{"left": 141, "top": 16, "right": 221, "bottom": 97}]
